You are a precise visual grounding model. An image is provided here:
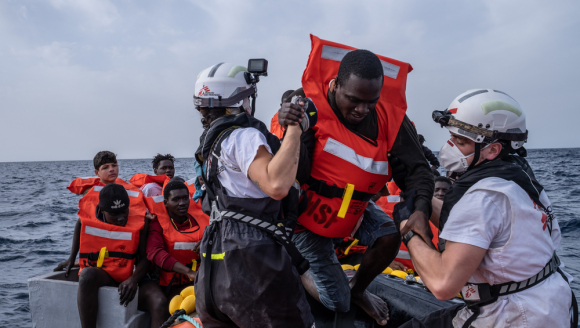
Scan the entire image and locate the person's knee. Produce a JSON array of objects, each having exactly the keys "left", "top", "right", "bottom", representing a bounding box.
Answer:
[
  {"left": 374, "top": 232, "right": 401, "bottom": 249},
  {"left": 78, "top": 267, "right": 101, "bottom": 289},
  {"left": 150, "top": 295, "right": 168, "bottom": 315}
]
